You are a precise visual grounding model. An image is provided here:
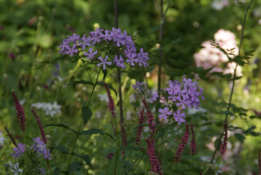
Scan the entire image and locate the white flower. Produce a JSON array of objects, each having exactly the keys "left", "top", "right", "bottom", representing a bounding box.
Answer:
[
  {"left": 0, "top": 132, "right": 5, "bottom": 145},
  {"left": 126, "top": 111, "right": 132, "bottom": 120},
  {"left": 98, "top": 94, "right": 109, "bottom": 102},
  {"left": 96, "top": 111, "right": 102, "bottom": 118},
  {"left": 31, "top": 102, "right": 61, "bottom": 117},
  {"left": 6, "top": 162, "right": 23, "bottom": 175},
  {"left": 129, "top": 93, "right": 136, "bottom": 103},
  {"left": 211, "top": 0, "right": 229, "bottom": 11}
]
